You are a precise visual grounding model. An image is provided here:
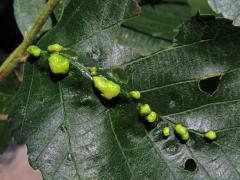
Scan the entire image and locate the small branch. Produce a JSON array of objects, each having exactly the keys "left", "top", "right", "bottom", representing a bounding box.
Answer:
[{"left": 0, "top": 0, "right": 60, "bottom": 82}]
